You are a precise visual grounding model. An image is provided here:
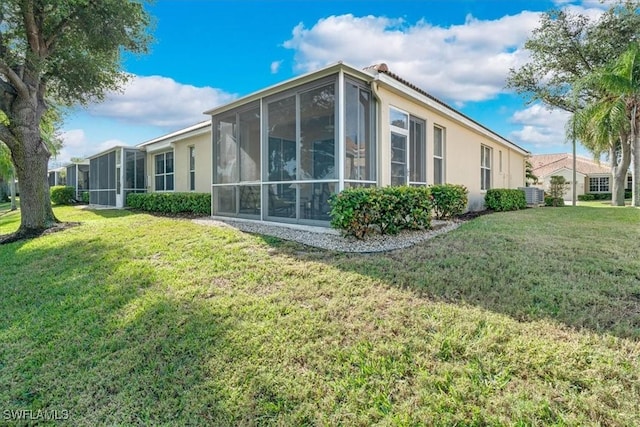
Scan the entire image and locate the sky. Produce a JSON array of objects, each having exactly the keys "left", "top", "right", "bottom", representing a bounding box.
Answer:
[{"left": 54, "top": 0, "right": 614, "bottom": 166}]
